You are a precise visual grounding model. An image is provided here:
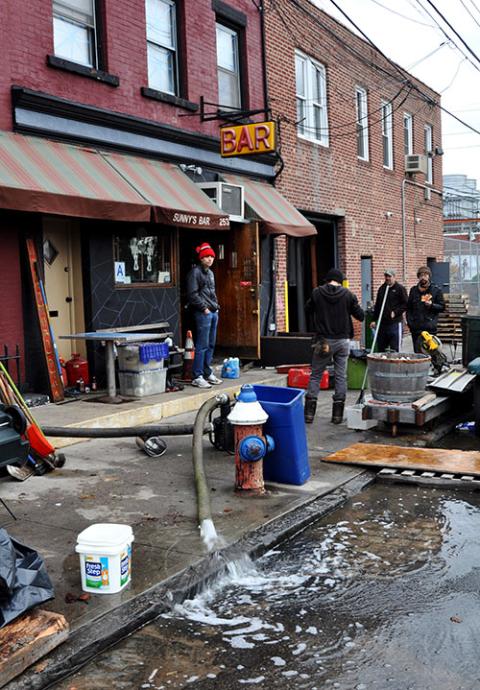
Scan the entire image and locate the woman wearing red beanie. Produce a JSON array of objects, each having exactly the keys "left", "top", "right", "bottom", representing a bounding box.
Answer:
[{"left": 185, "top": 243, "right": 222, "bottom": 388}]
